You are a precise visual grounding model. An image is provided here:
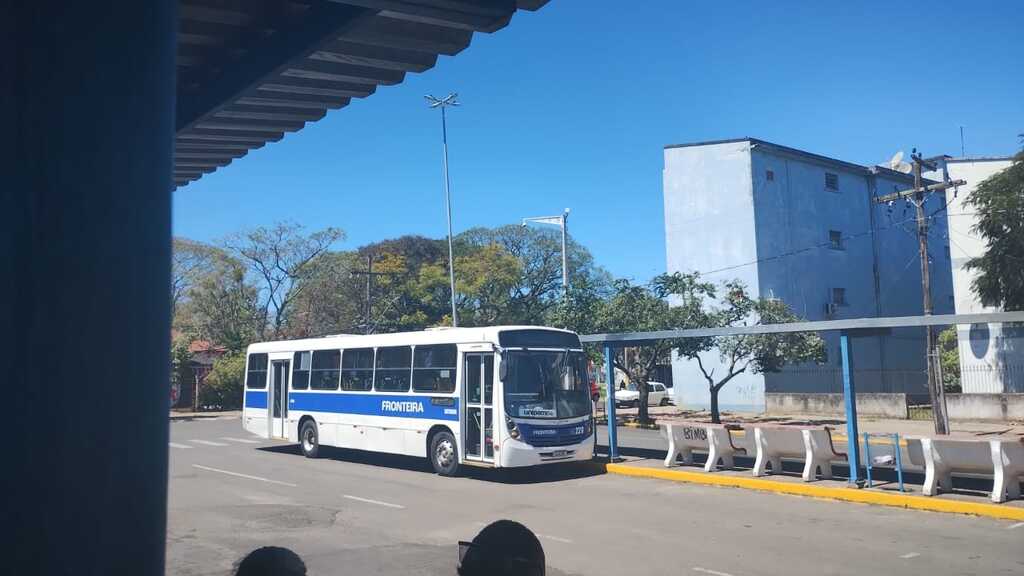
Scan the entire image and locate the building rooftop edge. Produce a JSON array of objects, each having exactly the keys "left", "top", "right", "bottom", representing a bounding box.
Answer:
[{"left": 664, "top": 137, "right": 921, "bottom": 183}]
